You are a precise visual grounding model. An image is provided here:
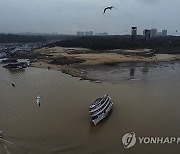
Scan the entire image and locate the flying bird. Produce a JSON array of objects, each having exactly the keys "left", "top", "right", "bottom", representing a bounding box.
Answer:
[{"left": 103, "top": 6, "right": 117, "bottom": 14}]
